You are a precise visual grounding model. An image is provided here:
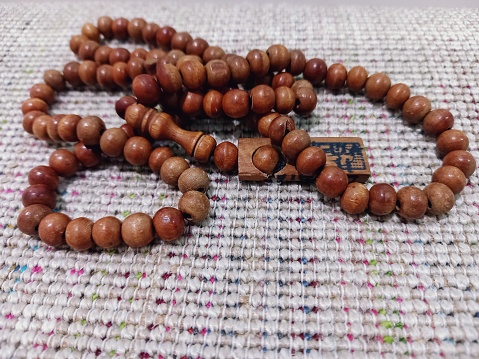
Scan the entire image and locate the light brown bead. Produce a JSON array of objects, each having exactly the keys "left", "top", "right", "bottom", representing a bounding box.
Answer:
[
  {"left": 97, "top": 64, "right": 116, "bottom": 90},
  {"left": 43, "top": 69, "right": 65, "bottom": 92},
  {"left": 156, "top": 63, "right": 182, "bottom": 93},
  {"left": 112, "top": 62, "right": 131, "bottom": 88},
  {"left": 251, "top": 85, "right": 275, "bottom": 114},
  {"left": 268, "top": 115, "right": 296, "bottom": 148},
  {"left": 23, "top": 111, "right": 45, "bottom": 134},
  {"left": 443, "top": 150, "right": 476, "bottom": 178},
  {"left": 423, "top": 109, "right": 454, "bottom": 137},
  {"left": 126, "top": 58, "right": 145, "bottom": 79},
  {"left": 17, "top": 204, "right": 52, "bottom": 235},
  {"left": 287, "top": 50, "right": 306, "bottom": 76},
  {"left": 203, "top": 90, "right": 224, "bottom": 119},
  {"left": 76, "top": 116, "right": 105, "bottom": 146},
  {"left": 30, "top": 83, "right": 55, "bottom": 105},
  {"left": 203, "top": 46, "right": 225, "bottom": 63},
  {"left": 186, "top": 38, "right": 209, "bottom": 57},
  {"left": 124, "top": 136, "right": 152, "bottom": 166},
  {"left": 252, "top": 145, "right": 279, "bottom": 175},
  {"left": 178, "top": 167, "right": 210, "bottom": 193},
  {"left": 396, "top": 186, "right": 428, "bottom": 220},
  {"left": 65, "top": 217, "right": 94, "bottom": 251},
  {"left": 69, "top": 34, "right": 88, "bottom": 54},
  {"left": 78, "top": 60, "right": 98, "bottom": 86},
  {"left": 21, "top": 98, "right": 48, "bottom": 115},
  {"left": 97, "top": 16, "right": 113, "bottom": 39},
  {"left": 46, "top": 114, "right": 63, "bottom": 141},
  {"left": 148, "top": 147, "right": 174, "bottom": 174},
  {"left": 257, "top": 113, "right": 281, "bottom": 137},
  {"left": 347, "top": 66, "right": 368, "bottom": 92},
  {"left": 368, "top": 183, "right": 397, "bottom": 216},
  {"left": 402, "top": 96, "right": 431, "bottom": 124},
  {"left": 82, "top": 22, "right": 100, "bottom": 42},
  {"left": 63, "top": 61, "right": 83, "bottom": 87},
  {"left": 121, "top": 213, "right": 154, "bottom": 248},
  {"left": 153, "top": 207, "right": 185, "bottom": 241},
  {"left": 226, "top": 55, "right": 250, "bottom": 84},
  {"left": 38, "top": 212, "right": 71, "bottom": 247},
  {"left": 32, "top": 115, "right": 51, "bottom": 141},
  {"left": 205, "top": 60, "right": 231, "bottom": 88},
  {"left": 22, "top": 183, "right": 56, "bottom": 209},
  {"left": 365, "top": 73, "right": 391, "bottom": 101},
  {"left": 92, "top": 216, "right": 122, "bottom": 248},
  {"left": 127, "top": 18, "right": 147, "bottom": 42},
  {"left": 424, "top": 182, "right": 455, "bottom": 215},
  {"left": 160, "top": 156, "right": 190, "bottom": 186},
  {"left": 386, "top": 83, "right": 411, "bottom": 110},
  {"left": 303, "top": 58, "right": 327, "bottom": 86},
  {"left": 295, "top": 146, "right": 326, "bottom": 177},
  {"left": 100, "top": 128, "right": 129, "bottom": 157},
  {"left": 432, "top": 165, "right": 467, "bottom": 194},
  {"left": 94, "top": 45, "right": 112, "bottom": 64},
  {"left": 340, "top": 182, "right": 369, "bottom": 215},
  {"left": 179, "top": 60, "right": 206, "bottom": 90},
  {"left": 28, "top": 165, "right": 59, "bottom": 190},
  {"left": 57, "top": 114, "right": 82, "bottom": 142},
  {"left": 74, "top": 142, "right": 102, "bottom": 168},
  {"left": 294, "top": 87, "right": 317, "bottom": 116},
  {"left": 214, "top": 141, "right": 238, "bottom": 172},
  {"left": 49, "top": 149, "right": 78, "bottom": 177},
  {"left": 78, "top": 40, "right": 100, "bottom": 61},
  {"left": 246, "top": 49, "right": 270, "bottom": 77},
  {"left": 325, "top": 63, "right": 347, "bottom": 91},
  {"left": 178, "top": 191, "right": 210, "bottom": 223},
  {"left": 222, "top": 89, "right": 250, "bottom": 119},
  {"left": 112, "top": 17, "right": 129, "bottom": 40},
  {"left": 315, "top": 166, "right": 348, "bottom": 198},
  {"left": 281, "top": 130, "right": 311, "bottom": 163},
  {"left": 266, "top": 44, "right": 290, "bottom": 72},
  {"left": 171, "top": 32, "right": 193, "bottom": 51},
  {"left": 132, "top": 74, "right": 161, "bottom": 106},
  {"left": 436, "top": 129, "right": 469, "bottom": 155}
]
